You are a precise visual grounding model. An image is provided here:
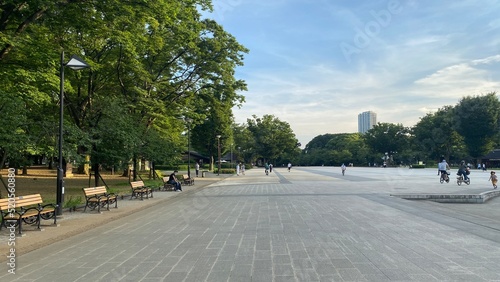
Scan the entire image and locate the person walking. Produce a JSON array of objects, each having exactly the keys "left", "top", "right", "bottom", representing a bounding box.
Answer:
[
  {"left": 195, "top": 162, "right": 200, "bottom": 177},
  {"left": 341, "top": 163, "right": 346, "bottom": 176},
  {"left": 236, "top": 163, "right": 240, "bottom": 176},
  {"left": 265, "top": 163, "right": 269, "bottom": 175},
  {"left": 489, "top": 171, "right": 498, "bottom": 189},
  {"left": 287, "top": 162, "right": 292, "bottom": 172},
  {"left": 241, "top": 164, "right": 245, "bottom": 175}
]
